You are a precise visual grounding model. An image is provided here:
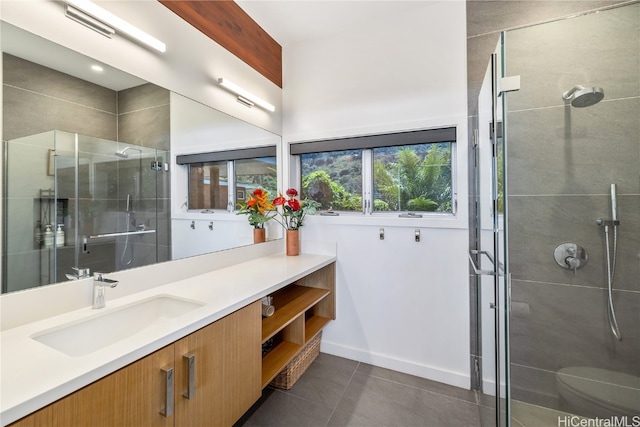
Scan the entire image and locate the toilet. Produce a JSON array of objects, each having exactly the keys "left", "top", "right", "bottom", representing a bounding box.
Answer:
[{"left": 556, "top": 367, "right": 640, "bottom": 418}]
